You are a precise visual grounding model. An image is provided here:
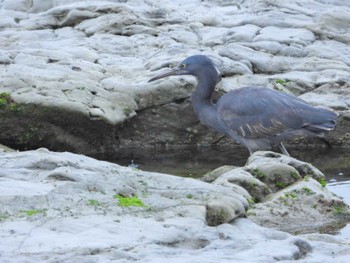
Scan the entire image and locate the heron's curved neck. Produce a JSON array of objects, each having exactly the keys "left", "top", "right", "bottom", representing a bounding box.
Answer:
[
  {"left": 191, "top": 73, "right": 217, "bottom": 103},
  {"left": 190, "top": 74, "right": 219, "bottom": 130}
]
